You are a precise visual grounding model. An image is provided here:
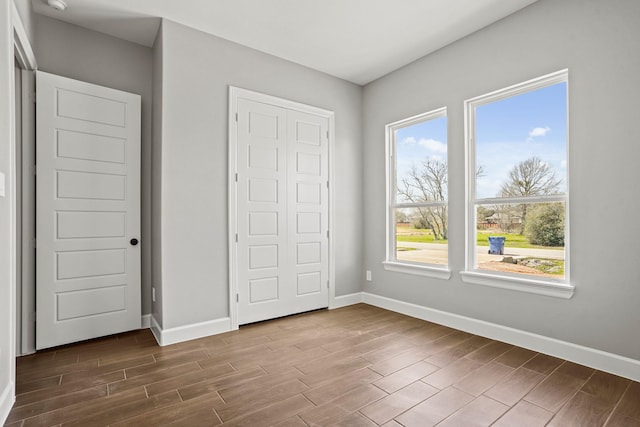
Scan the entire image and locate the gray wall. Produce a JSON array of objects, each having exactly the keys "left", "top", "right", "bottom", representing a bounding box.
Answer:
[
  {"left": 33, "top": 15, "right": 155, "bottom": 316},
  {"left": 362, "top": 0, "right": 640, "bottom": 360},
  {"left": 154, "top": 19, "right": 363, "bottom": 328},
  {"left": 151, "top": 22, "right": 164, "bottom": 326}
]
